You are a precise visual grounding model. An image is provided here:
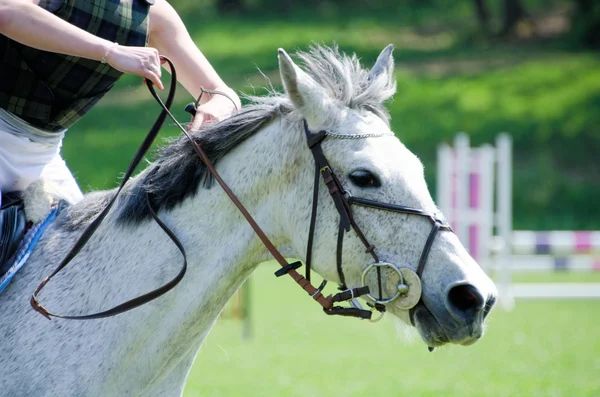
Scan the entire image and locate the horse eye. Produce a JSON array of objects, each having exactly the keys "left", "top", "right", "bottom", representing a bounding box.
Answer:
[{"left": 349, "top": 170, "right": 381, "bottom": 188}]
